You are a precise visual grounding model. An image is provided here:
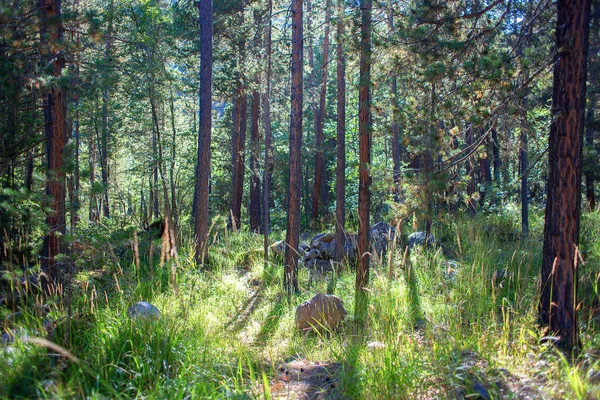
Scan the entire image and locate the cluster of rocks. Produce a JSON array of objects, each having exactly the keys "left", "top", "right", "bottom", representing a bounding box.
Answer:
[{"left": 271, "top": 222, "right": 397, "bottom": 276}]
